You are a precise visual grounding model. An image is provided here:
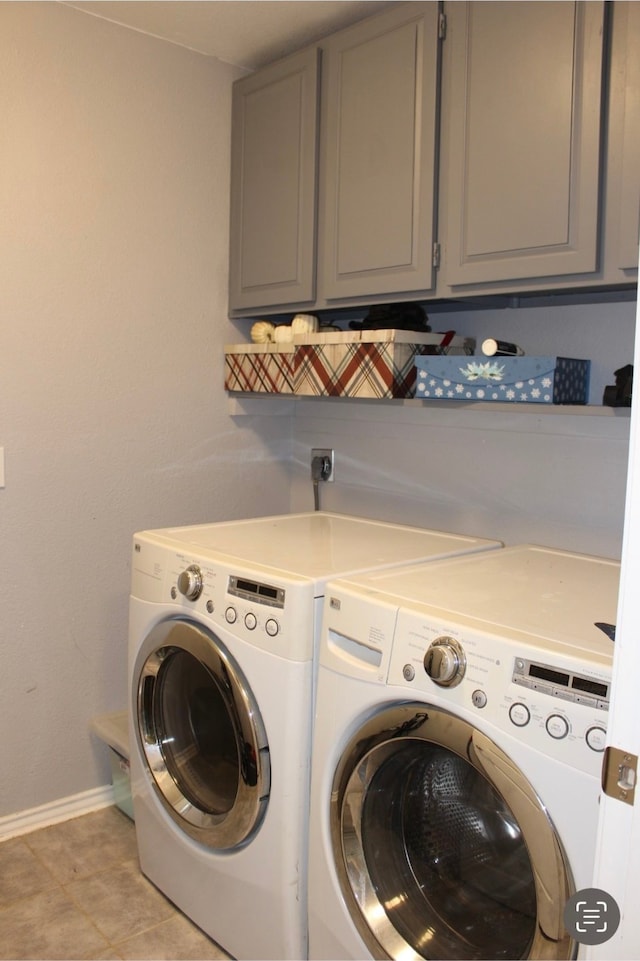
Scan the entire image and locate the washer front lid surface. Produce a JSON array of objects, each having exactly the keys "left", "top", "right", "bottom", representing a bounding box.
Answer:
[
  {"left": 136, "top": 619, "right": 270, "bottom": 849},
  {"left": 332, "top": 704, "right": 574, "bottom": 960}
]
